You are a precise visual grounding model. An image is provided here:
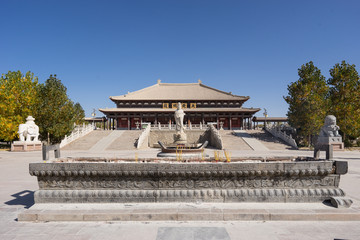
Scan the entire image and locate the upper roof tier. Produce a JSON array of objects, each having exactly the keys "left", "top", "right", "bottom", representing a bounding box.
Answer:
[{"left": 110, "top": 81, "right": 250, "bottom": 102}]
